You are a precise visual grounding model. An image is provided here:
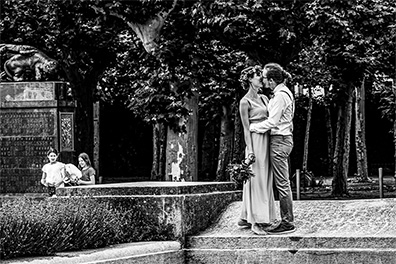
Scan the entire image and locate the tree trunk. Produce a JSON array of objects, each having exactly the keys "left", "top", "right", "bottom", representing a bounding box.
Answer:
[
  {"left": 165, "top": 91, "right": 199, "bottom": 181},
  {"left": 342, "top": 85, "right": 353, "bottom": 182},
  {"left": 62, "top": 59, "right": 94, "bottom": 160},
  {"left": 355, "top": 79, "right": 369, "bottom": 182},
  {"left": 231, "top": 94, "right": 244, "bottom": 163},
  {"left": 324, "top": 86, "right": 334, "bottom": 177},
  {"left": 200, "top": 120, "right": 219, "bottom": 181},
  {"left": 332, "top": 106, "right": 345, "bottom": 195},
  {"left": 332, "top": 85, "right": 353, "bottom": 196},
  {"left": 61, "top": 49, "right": 111, "bottom": 162},
  {"left": 216, "top": 105, "right": 233, "bottom": 181},
  {"left": 392, "top": 79, "right": 396, "bottom": 180},
  {"left": 93, "top": 101, "right": 100, "bottom": 181},
  {"left": 302, "top": 87, "right": 313, "bottom": 172},
  {"left": 151, "top": 123, "right": 167, "bottom": 180}
]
